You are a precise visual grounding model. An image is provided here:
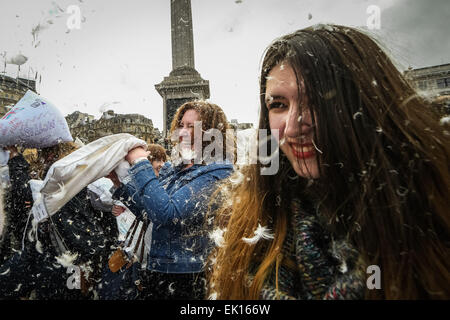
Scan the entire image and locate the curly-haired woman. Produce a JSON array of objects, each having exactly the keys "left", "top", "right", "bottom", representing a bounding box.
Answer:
[{"left": 124, "top": 101, "right": 234, "bottom": 299}]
